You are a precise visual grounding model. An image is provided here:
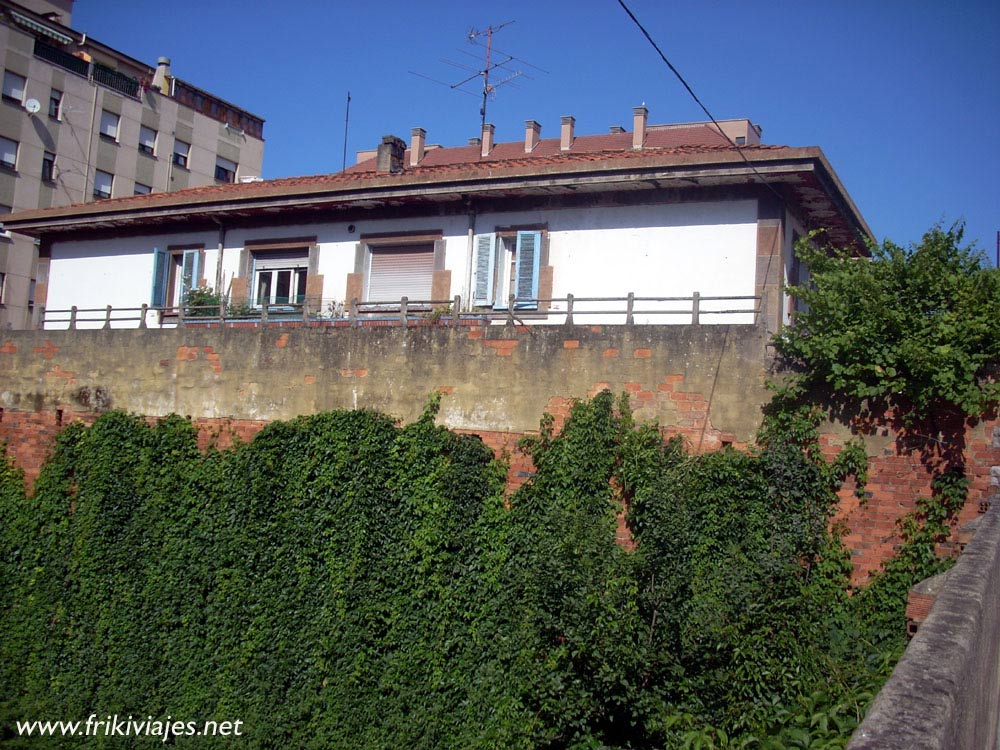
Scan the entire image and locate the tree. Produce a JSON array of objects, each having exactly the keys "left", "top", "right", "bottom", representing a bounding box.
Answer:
[
  {"left": 774, "top": 223, "right": 1000, "bottom": 423},
  {"left": 773, "top": 222, "right": 1000, "bottom": 637}
]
